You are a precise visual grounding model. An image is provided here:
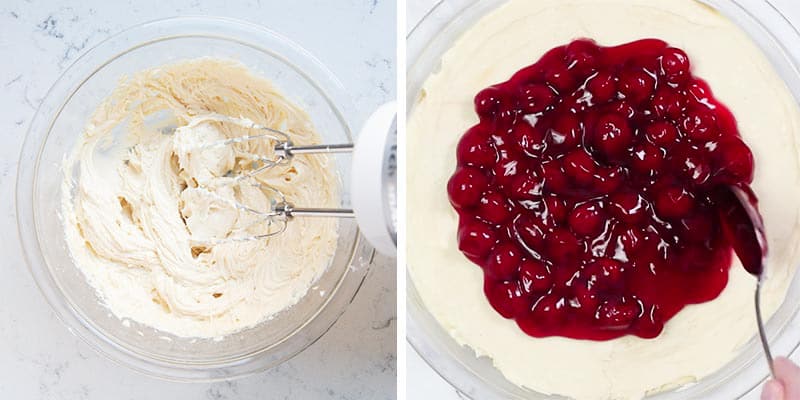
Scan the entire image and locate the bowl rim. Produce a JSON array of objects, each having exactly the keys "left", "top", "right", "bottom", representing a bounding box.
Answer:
[
  {"left": 405, "top": 0, "right": 800, "bottom": 398},
  {"left": 16, "top": 15, "right": 372, "bottom": 382}
]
